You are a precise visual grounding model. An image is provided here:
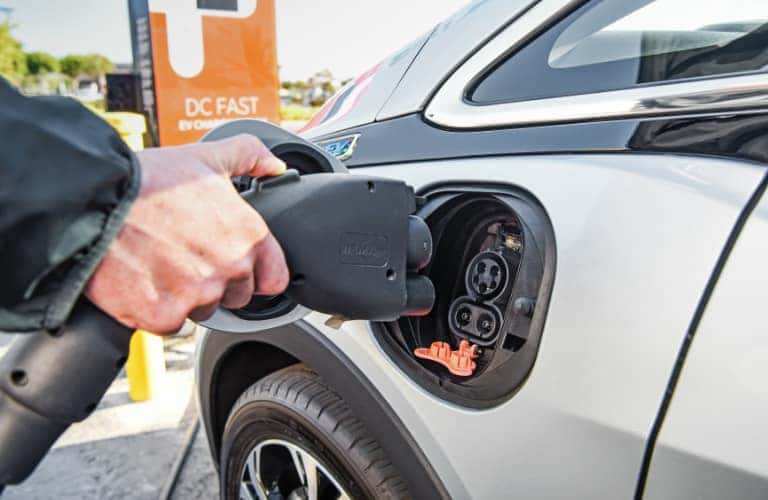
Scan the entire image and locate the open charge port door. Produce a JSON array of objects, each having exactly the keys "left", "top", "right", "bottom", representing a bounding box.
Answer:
[{"left": 373, "top": 185, "right": 556, "bottom": 409}]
